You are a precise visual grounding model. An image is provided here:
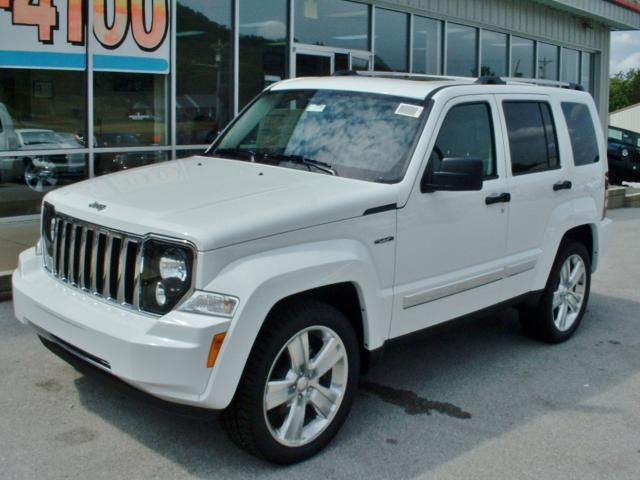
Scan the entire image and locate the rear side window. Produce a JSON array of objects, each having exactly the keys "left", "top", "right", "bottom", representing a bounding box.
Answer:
[
  {"left": 562, "top": 102, "right": 599, "bottom": 166},
  {"left": 431, "top": 102, "right": 496, "bottom": 178},
  {"left": 503, "top": 101, "right": 560, "bottom": 175}
]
